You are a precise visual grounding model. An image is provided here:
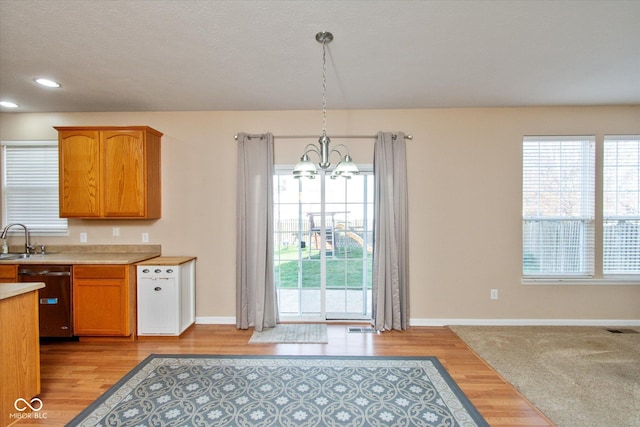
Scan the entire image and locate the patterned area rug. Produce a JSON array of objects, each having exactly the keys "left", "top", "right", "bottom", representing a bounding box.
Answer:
[
  {"left": 66, "top": 355, "right": 488, "bottom": 427},
  {"left": 248, "top": 323, "right": 328, "bottom": 343}
]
